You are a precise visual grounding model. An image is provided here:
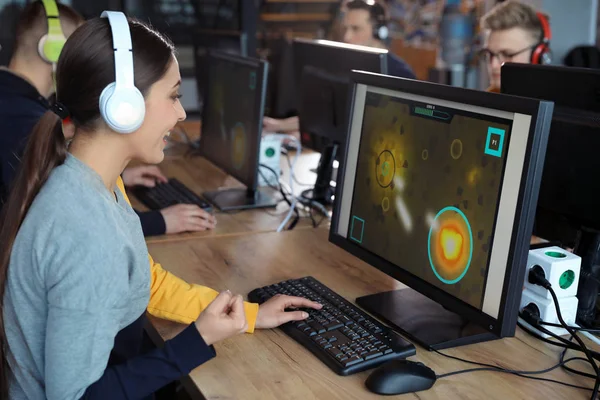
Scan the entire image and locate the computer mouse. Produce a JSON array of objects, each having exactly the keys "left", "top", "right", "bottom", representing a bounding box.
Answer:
[{"left": 365, "top": 360, "right": 436, "bottom": 395}]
